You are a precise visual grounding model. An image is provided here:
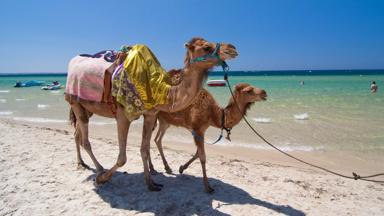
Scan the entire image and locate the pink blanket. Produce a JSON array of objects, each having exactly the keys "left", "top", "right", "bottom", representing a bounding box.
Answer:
[{"left": 65, "top": 55, "right": 114, "bottom": 102}]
